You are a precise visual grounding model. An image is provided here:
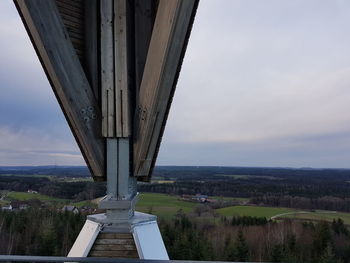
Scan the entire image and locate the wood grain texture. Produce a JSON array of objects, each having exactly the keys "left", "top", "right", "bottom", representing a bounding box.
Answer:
[
  {"left": 92, "top": 244, "right": 136, "bottom": 251},
  {"left": 89, "top": 250, "right": 138, "bottom": 258},
  {"left": 114, "top": 0, "right": 130, "bottom": 138},
  {"left": 85, "top": 0, "right": 99, "bottom": 101},
  {"left": 101, "top": 0, "right": 115, "bottom": 137},
  {"left": 94, "top": 239, "right": 135, "bottom": 245},
  {"left": 14, "top": 0, "right": 105, "bottom": 180},
  {"left": 55, "top": 0, "right": 85, "bottom": 61},
  {"left": 89, "top": 232, "right": 138, "bottom": 258},
  {"left": 133, "top": 0, "right": 198, "bottom": 177},
  {"left": 98, "top": 233, "right": 133, "bottom": 239},
  {"left": 134, "top": 0, "right": 157, "bottom": 98}
]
